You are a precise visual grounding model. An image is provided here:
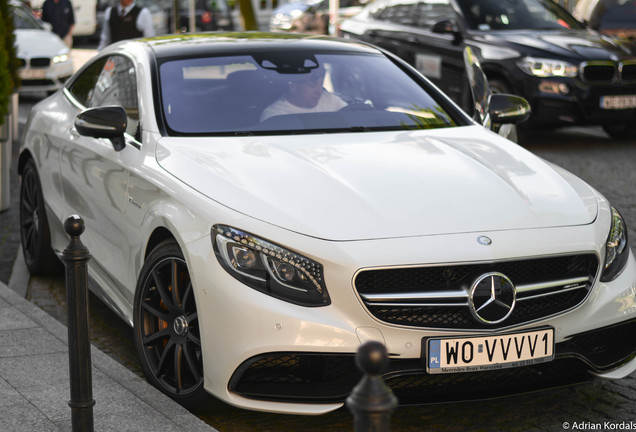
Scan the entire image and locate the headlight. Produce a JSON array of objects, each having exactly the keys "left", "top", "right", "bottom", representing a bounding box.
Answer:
[
  {"left": 212, "top": 225, "right": 330, "bottom": 306},
  {"left": 601, "top": 207, "right": 630, "bottom": 282},
  {"left": 516, "top": 57, "right": 578, "bottom": 77},
  {"left": 53, "top": 54, "right": 69, "bottom": 64}
]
